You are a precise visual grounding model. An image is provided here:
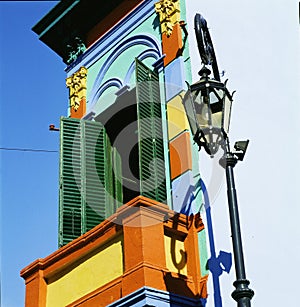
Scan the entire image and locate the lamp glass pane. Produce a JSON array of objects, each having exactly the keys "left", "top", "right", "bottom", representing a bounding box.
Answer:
[
  {"left": 211, "top": 110, "right": 222, "bottom": 129},
  {"left": 182, "top": 91, "right": 199, "bottom": 136},
  {"left": 209, "top": 88, "right": 224, "bottom": 129},
  {"left": 209, "top": 89, "right": 221, "bottom": 105},
  {"left": 222, "top": 94, "right": 232, "bottom": 135},
  {"left": 194, "top": 91, "right": 211, "bottom": 130}
]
